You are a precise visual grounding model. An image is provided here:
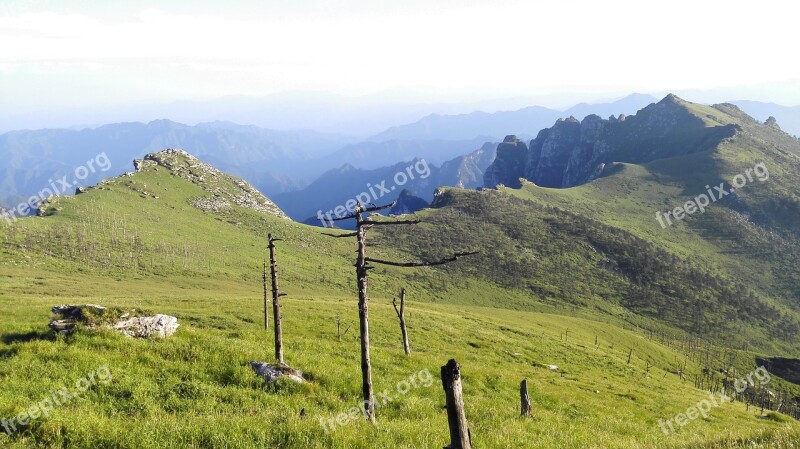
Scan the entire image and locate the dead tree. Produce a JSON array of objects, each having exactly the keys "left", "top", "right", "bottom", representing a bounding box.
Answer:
[
  {"left": 263, "top": 260, "right": 269, "bottom": 330},
  {"left": 392, "top": 288, "right": 411, "bottom": 355},
  {"left": 268, "top": 234, "right": 286, "bottom": 365},
  {"left": 335, "top": 316, "right": 352, "bottom": 341},
  {"left": 442, "top": 359, "right": 472, "bottom": 449},
  {"left": 520, "top": 378, "right": 532, "bottom": 417},
  {"left": 325, "top": 202, "right": 477, "bottom": 423}
]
